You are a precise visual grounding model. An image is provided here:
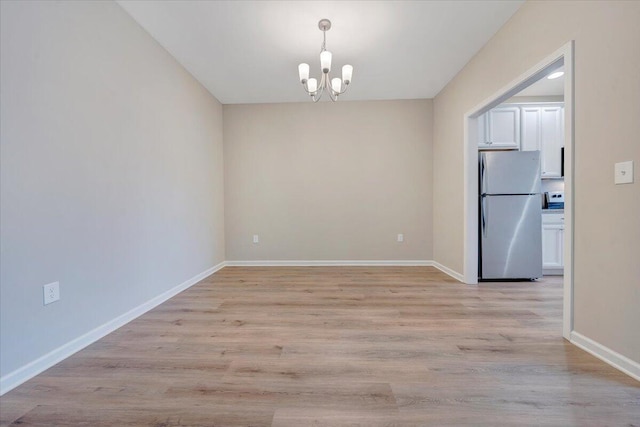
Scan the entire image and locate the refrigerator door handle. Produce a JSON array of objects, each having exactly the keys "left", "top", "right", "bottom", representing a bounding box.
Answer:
[
  {"left": 480, "top": 153, "right": 487, "bottom": 195},
  {"left": 481, "top": 195, "right": 487, "bottom": 237}
]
